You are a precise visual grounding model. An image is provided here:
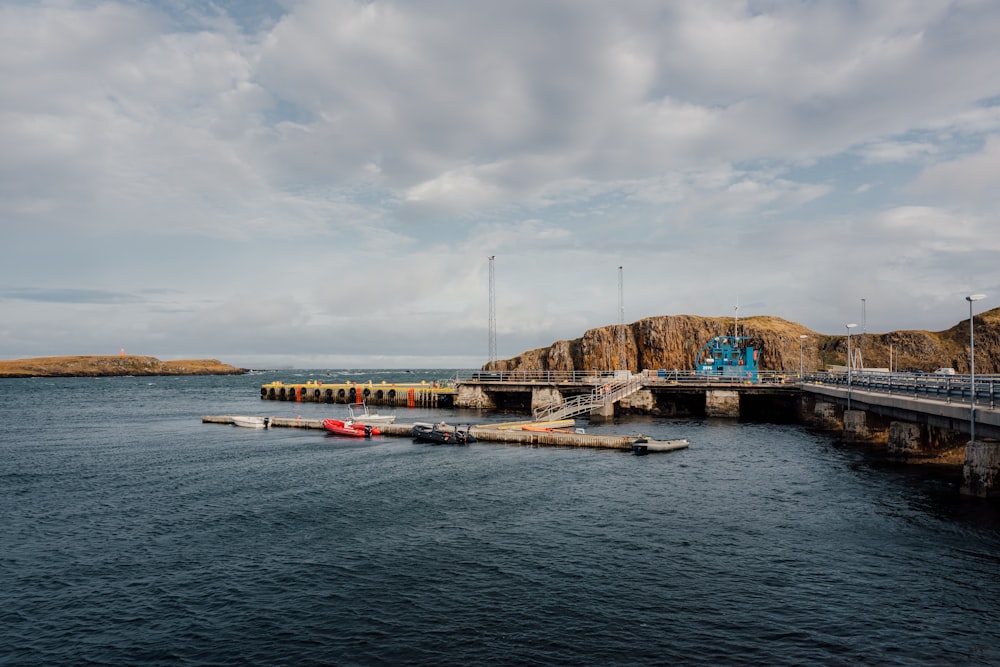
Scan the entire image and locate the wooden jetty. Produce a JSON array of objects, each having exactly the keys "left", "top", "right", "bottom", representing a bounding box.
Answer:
[{"left": 203, "top": 416, "right": 688, "bottom": 453}]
